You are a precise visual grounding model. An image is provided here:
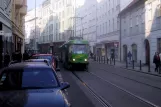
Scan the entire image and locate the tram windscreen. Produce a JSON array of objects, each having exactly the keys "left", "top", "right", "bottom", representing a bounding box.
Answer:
[{"left": 69, "top": 45, "right": 88, "bottom": 54}]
